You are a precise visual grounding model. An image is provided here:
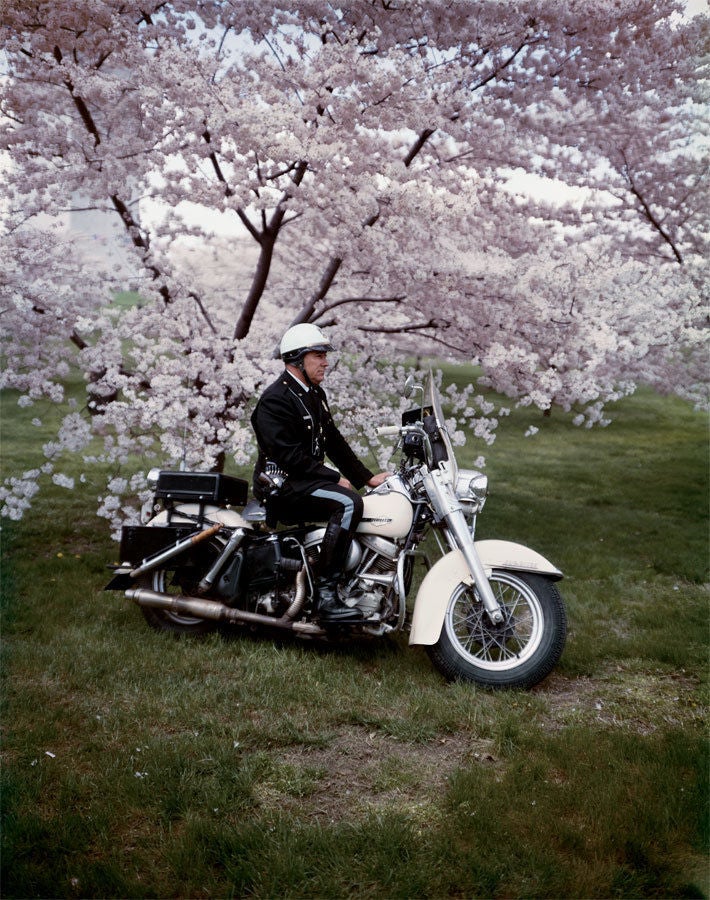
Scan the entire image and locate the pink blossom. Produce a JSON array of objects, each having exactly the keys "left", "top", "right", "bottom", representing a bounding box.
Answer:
[{"left": 1, "top": 1, "right": 707, "bottom": 529}]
